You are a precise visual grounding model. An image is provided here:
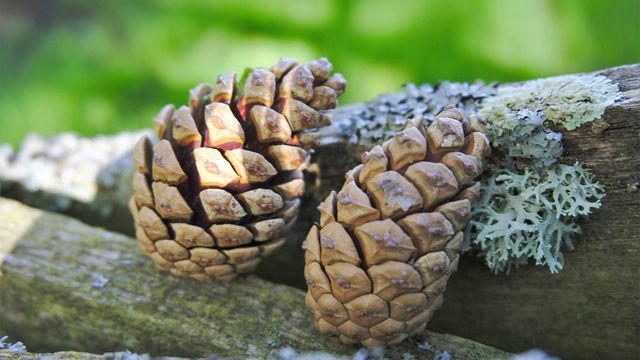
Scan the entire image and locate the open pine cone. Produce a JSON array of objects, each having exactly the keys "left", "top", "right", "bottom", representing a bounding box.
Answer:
[
  {"left": 303, "top": 106, "right": 491, "bottom": 346},
  {"left": 129, "top": 57, "right": 347, "bottom": 281}
]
